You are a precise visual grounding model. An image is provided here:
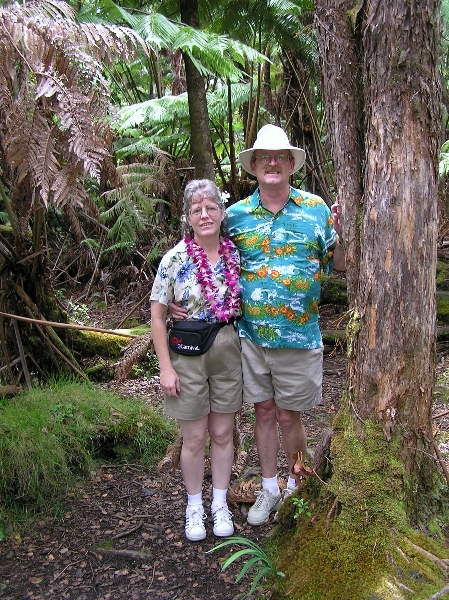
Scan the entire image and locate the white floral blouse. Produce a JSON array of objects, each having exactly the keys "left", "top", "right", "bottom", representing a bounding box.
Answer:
[{"left": 150, "top": 239, "right": 241, "bottom": 323}]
